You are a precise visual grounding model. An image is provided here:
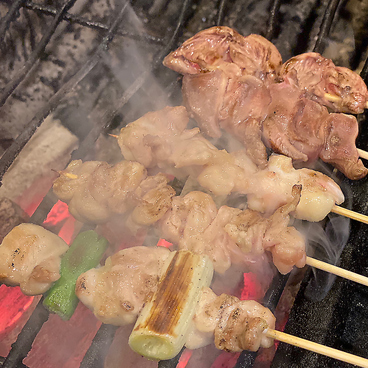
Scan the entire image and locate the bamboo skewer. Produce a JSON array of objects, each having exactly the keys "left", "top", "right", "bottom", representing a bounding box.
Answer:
[
  {"left": 306, "top": 256, "right": 368, "bottom": 287},
  {"left": 332, "top": 205, "right": 368, "bottom": 225},
  {"left": 265, "top": 329, "right": 368, "bottom": 367},
  {"left": 357, "top": 148, "right": 368, "bottom": 161},
  {"left": 324, "top": 92, "right": 341, "bottom": 103}
]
